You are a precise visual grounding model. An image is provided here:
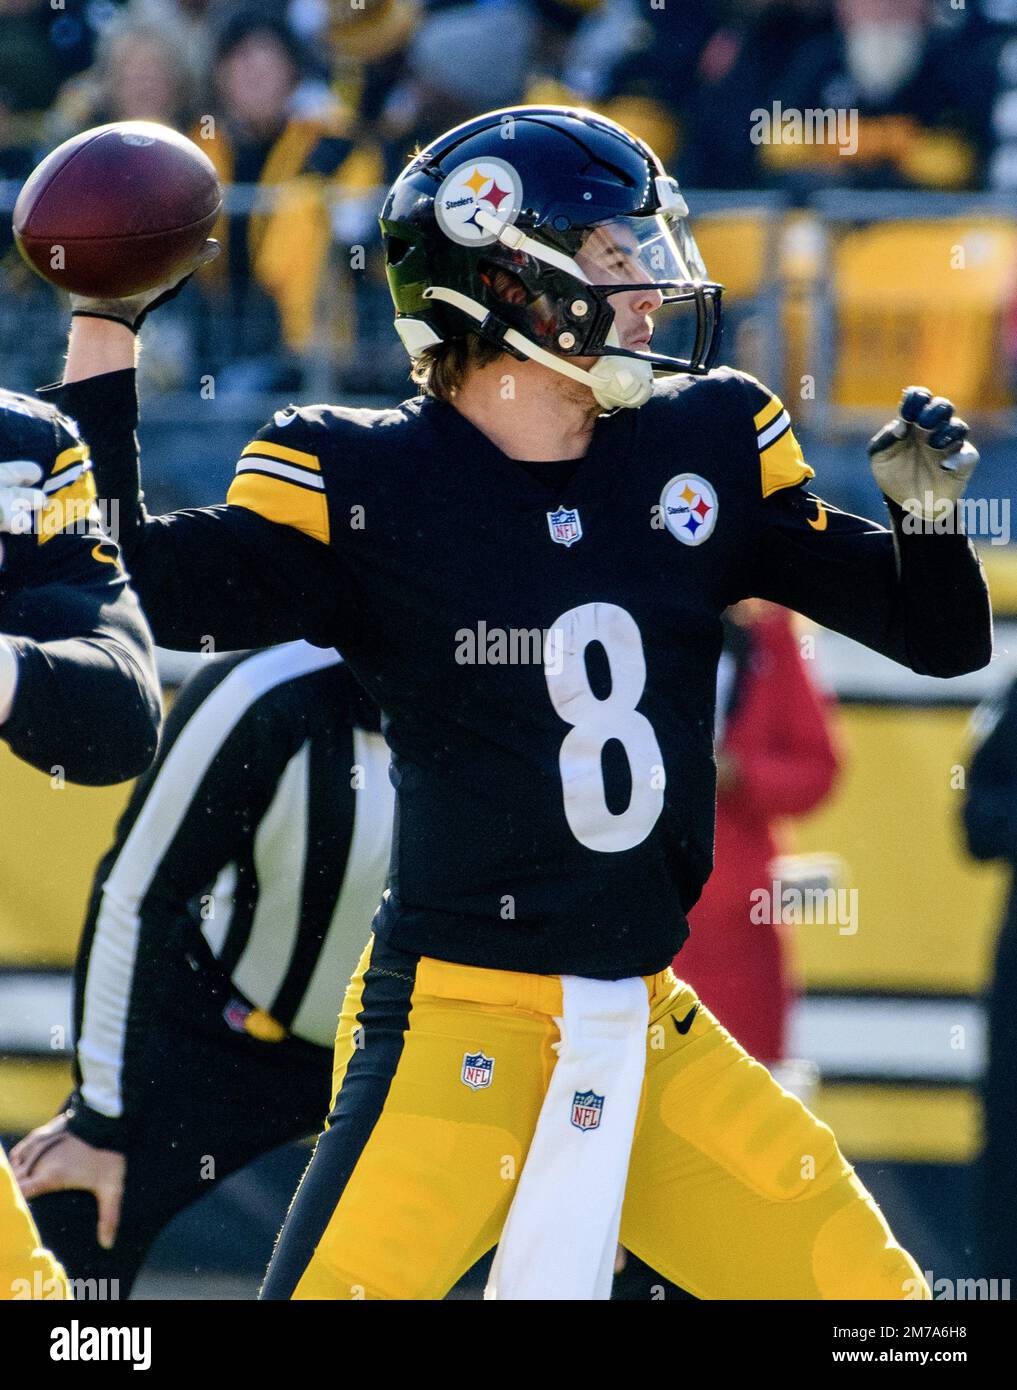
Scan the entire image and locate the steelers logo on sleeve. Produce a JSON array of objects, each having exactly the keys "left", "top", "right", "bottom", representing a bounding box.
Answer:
[{"left": 661, "top": 473, "right": 718, "bottom": 546}]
